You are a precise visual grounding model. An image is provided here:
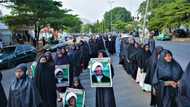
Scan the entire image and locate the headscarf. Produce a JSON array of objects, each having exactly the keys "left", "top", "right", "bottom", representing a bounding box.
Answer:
[
  {"left": 16, "top": 63, "right": 27, "bottom": 73},
  {"left": 15, "top": 63, "right": 28, "bottom": 79},
  {"left": 35, "top": 55, "right": 57, "bottom": 107},
  {"left": 144, "top": 46, "right": 163, "bottom": 84},
  {"left": 45, "top": 51, "right": 54, "bottom": 65},
  {"left": 97, "top": 50, "right": 108, "bottom": 57},
  {"left": 8, "top": 63, "right": 41, "bottom": 107},
  {"left": 11, "top": 64, "right": 28, "bottom": 90},
  {"left": 55, "top": 51, "right": 69, "bottom": 65},
  {"left": 152, "top": 49, "right": 183, "bottom": 85},
  {"left": 149, "top": 46, "right": 164, "bottom": 66},
  {"left": 71, "top": 76, "right": 84, "bottom": 89}
]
